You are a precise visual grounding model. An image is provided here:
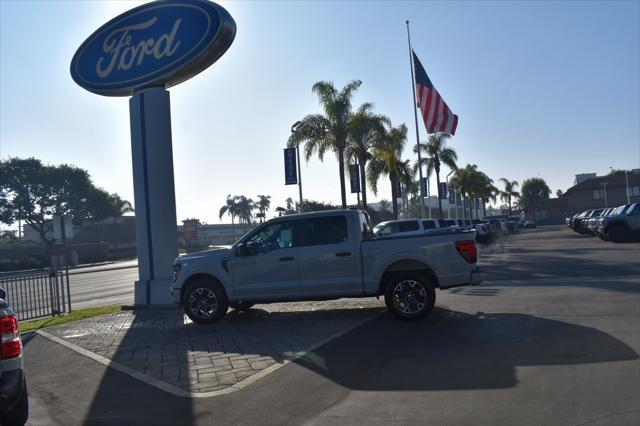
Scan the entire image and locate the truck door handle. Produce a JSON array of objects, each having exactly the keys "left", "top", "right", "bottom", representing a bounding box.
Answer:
[
  {"left": 335, "top": 252, "right": 352, "bottom": 257},
  {"left": 279, "top": 256, "right": 295, "bottom": 262}
]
